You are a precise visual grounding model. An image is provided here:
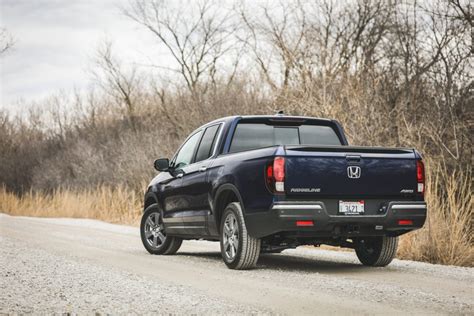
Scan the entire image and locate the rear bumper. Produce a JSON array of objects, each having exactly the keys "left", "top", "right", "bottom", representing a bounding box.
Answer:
[{"left": 245, "top": 201, "right": 427, "bottom": 239}]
